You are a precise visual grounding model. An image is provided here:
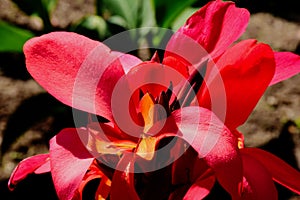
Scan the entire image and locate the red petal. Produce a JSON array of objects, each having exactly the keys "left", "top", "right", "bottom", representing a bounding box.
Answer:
[
  {"left": 110, "top": 51, "right": 142, "bottom": 73},
  {"left": 241, "top": 148, "right": 300, "bottom": 195},
  {"left": 95, "top": 175, "right": 111, "bottom": 200},
  {"left": 110, "top": 153, "right": 140, "bottom": 200},
  {"left": 162, "top": 54, "right": 190, "bottom": 78},
  {"left": 111, "top": 62, "right": 184, "bottom": 136},
  {"left": 171, "top": 143, "right": 210, "bottom": 185},
  {"left": 49, "top": 128, "right": 94, "bottom": 200},
  {"left": 34, "top": 159, "right": 50, "bottom": 174},
  {"left": 8, "top": 154, "right": 49, "bottom": 190},
  {"left": 76, "top": 163, "right": 110, "bottom": 200},
  {"left": 163, "top": 0, "right": 249, "bottom": 75},
  {"left": 24, "top": 32, "right": 141, "bottom": 121},
  {"left": 183, "top": 173, "right": 216, "bottom": 200},
  {"left": 77, "top": 171, "right": 102, "bottom": 199},
  {"left": 270, "top": 52, "right": 300, "bottom": 85},
  {"left": 240, "top": 152, "right": 278, "bottom": 200},
  {"left": 199, "top": 40, "right": 275, "bottom": 130},
  {"left": 126, "top": 62, "right": 184, "bottom": 97},
  {"left": 171, "top": 106, "right": 243, "bottom": 198}
]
